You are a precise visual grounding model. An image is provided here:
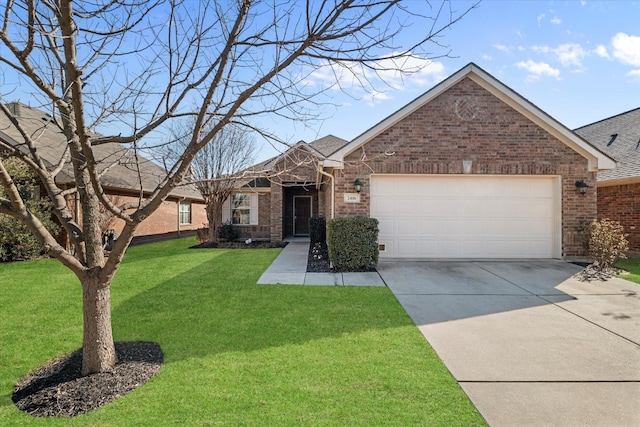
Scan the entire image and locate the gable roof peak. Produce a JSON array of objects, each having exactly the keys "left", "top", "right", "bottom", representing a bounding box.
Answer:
[{"left": 325, "top": 62, "right": 614, "bottom": 172}]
